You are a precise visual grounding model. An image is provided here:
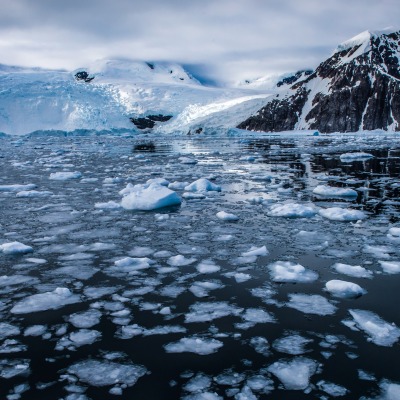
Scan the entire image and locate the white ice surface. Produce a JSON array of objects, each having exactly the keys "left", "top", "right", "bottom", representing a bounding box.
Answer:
[
  {"left": 268, "top": 203, "right": 316, "bottom": 218},
  {"left": 313, "top": 185, "right": 358, "bottom": 198},
  {"left": 0, "top": 241, "right": 33, "bottom": 255},
  {"left": 184, "top": 179, "right": 221, "bottom": 192},
  {"left": 287, "top": 294, "right": 337, "bottom": 315},
  {"left": 268, "top": 261, "right": 318, "bottom": 283},
  {"left": 332, "top": 263, "right": 373, "bottom": 278},
  {"left": 164, "top": 337, "right": 223, "bottom": 355},
  {"left": 325, "top": 280, "right": 366, "bottom": 298},
  {"left": 319, "top": 207, "right": 366, "bottom": 221}
]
